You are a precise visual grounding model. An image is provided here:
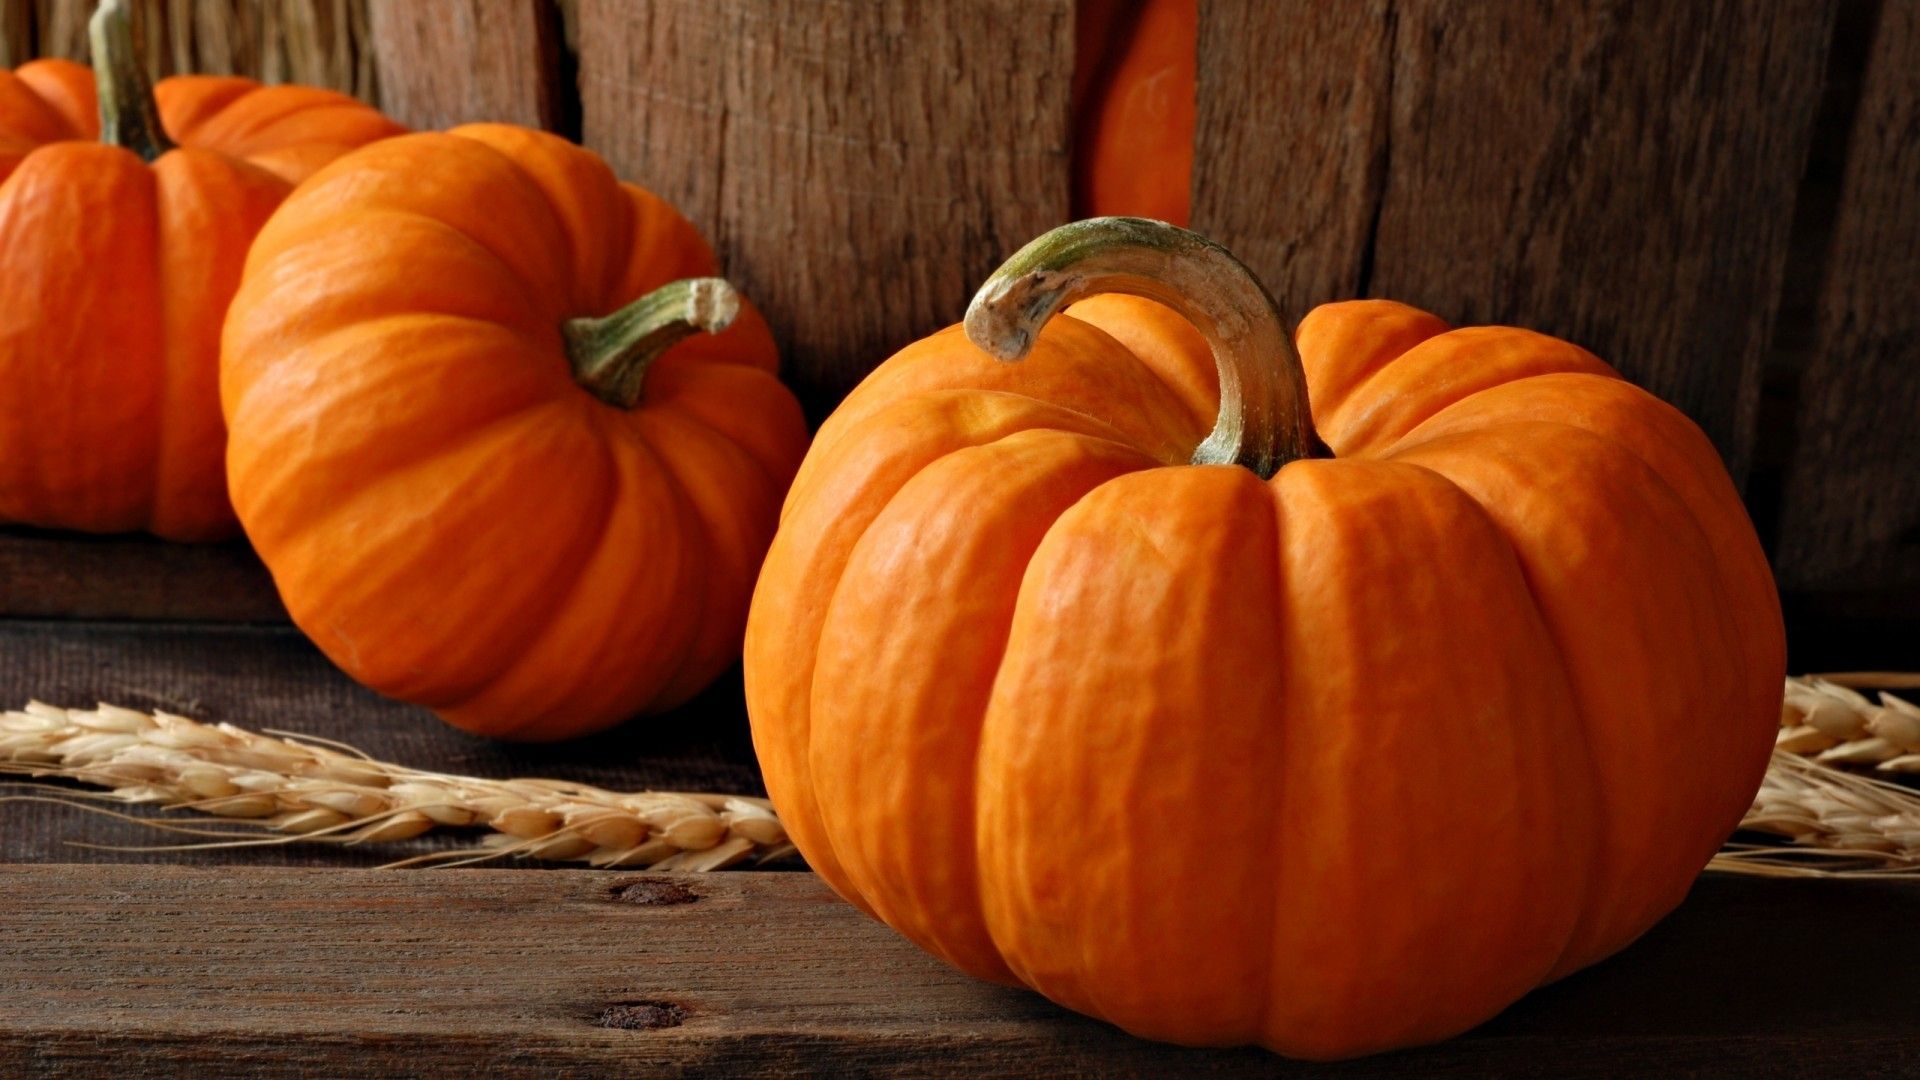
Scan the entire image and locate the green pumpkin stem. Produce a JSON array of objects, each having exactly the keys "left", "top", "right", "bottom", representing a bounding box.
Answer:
[
  {"left": 963, "top": 217, "right": 1330, "bottom": 478},
  {"left": 564, "top": 278, "right": 740, "bottom": 408},
  {"left": 89, "top": 0, "right": 174, "bottom": 161}
]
